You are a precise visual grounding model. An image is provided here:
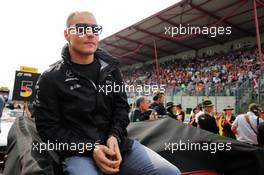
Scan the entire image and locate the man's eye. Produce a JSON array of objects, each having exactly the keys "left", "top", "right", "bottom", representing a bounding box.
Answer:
[
  {"left": 93, "top": 26, "right": 100, "bottom": 32},
  {"left": 76, "top": 27, "right": 85, "bottom": 34},
  {"left": 85, "top": 27, "right": 93, "bottom": 34}
]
